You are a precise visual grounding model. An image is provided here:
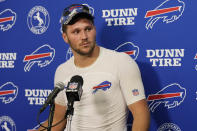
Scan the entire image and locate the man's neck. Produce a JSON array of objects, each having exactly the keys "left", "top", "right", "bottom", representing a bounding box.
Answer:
[{"left": 74, "top": 46, "right": 100, "bottom": 68}]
